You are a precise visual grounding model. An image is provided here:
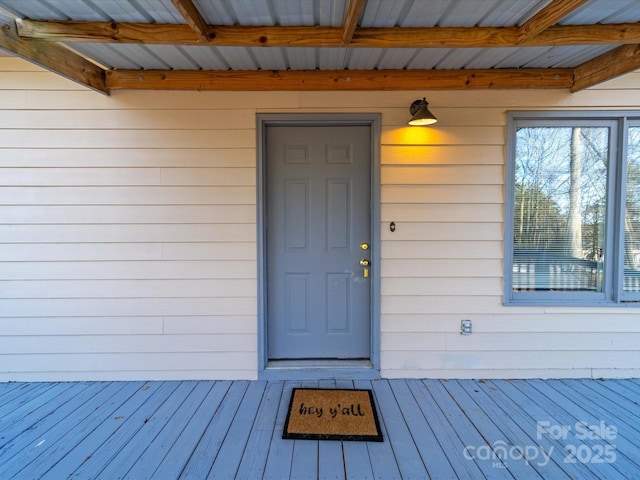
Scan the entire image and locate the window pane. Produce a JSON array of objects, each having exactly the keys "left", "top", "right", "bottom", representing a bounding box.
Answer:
[
  {"left": 624, "top": 126, "right": 640, "bottom": 292},
  {"left": 513, "top": 127, "right": 608, "bottom": 292}
]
